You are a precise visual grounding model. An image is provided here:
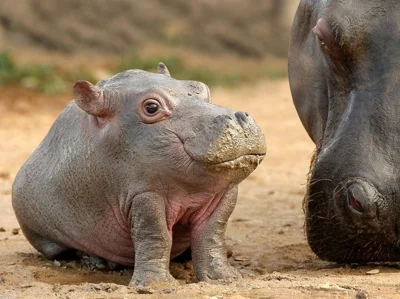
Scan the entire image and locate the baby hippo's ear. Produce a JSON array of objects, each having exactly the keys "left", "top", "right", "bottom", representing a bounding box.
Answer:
[
  {"left": 73, "top": 80, "right": 110, "bottom": 117},
  {"left": 157, "top": 62, "right": 171, "bottom": 77}
]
